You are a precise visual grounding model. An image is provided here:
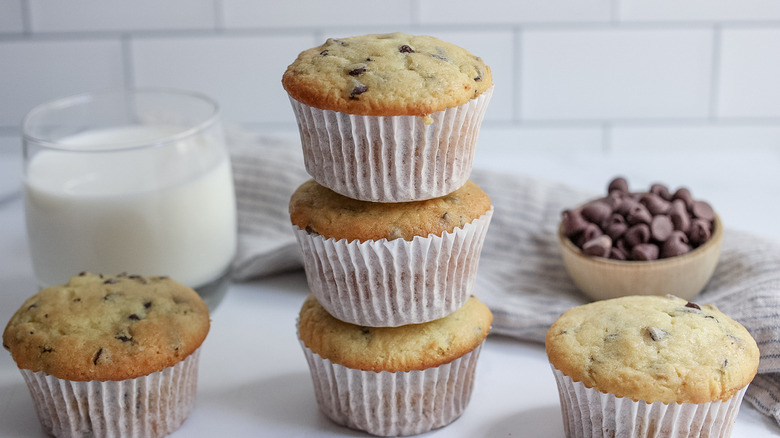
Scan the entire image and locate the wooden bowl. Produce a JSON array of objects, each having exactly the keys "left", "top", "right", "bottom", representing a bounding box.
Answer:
[{"left": 558, "top": 214, "right": 723, "bottom": 301}]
